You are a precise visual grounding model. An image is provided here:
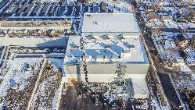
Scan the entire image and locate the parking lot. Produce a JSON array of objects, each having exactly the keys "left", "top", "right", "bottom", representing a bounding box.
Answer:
[{"left": 0, "top": 0, "right": 106, "bottom": 20}]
